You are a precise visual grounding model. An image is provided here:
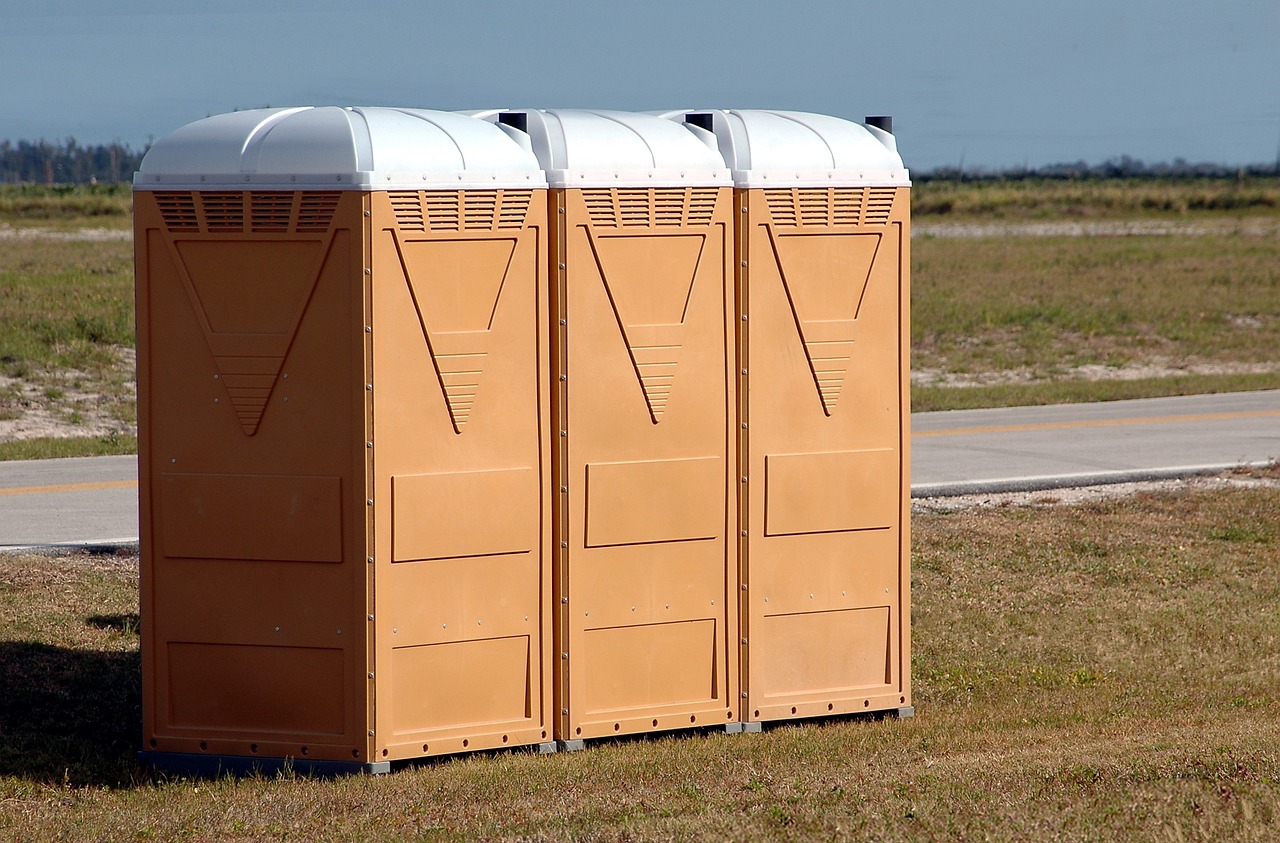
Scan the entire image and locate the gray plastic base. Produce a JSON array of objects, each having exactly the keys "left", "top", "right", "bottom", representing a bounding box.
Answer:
[
  {"left": 557, "top": 739, "right": 585, "bottom": 752},
  {"left": 724, "top": 721, "right": 763, "bottom": 734},
  {"left": 895, "top": 705, "right": 915, "bottom": 719},
  {"left": 139, "top": 750, "right": 390, "bottom": 778},
  {"left": 536, "top": 741, "right": 558, "bottom": 754}
]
